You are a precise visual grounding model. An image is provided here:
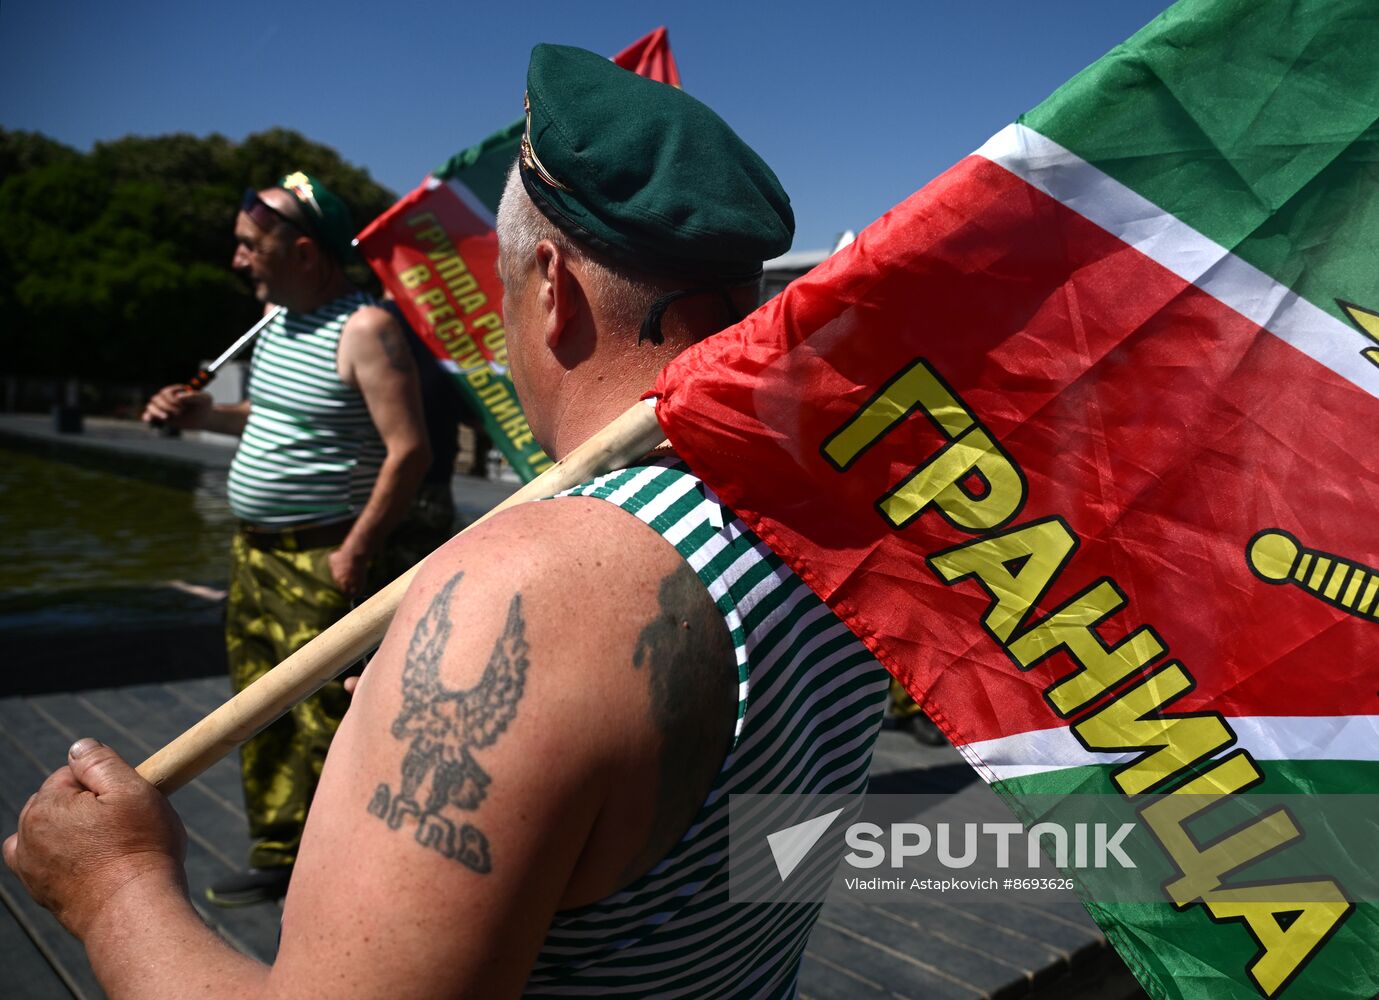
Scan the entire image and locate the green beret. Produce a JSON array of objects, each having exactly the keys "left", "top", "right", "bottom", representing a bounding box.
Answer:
[
  {"left": 520, "top": 43, "right": 794, "bottom": 283},
  {"left": 277, "top": 171, "right": 358, "bottom": 264}
]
